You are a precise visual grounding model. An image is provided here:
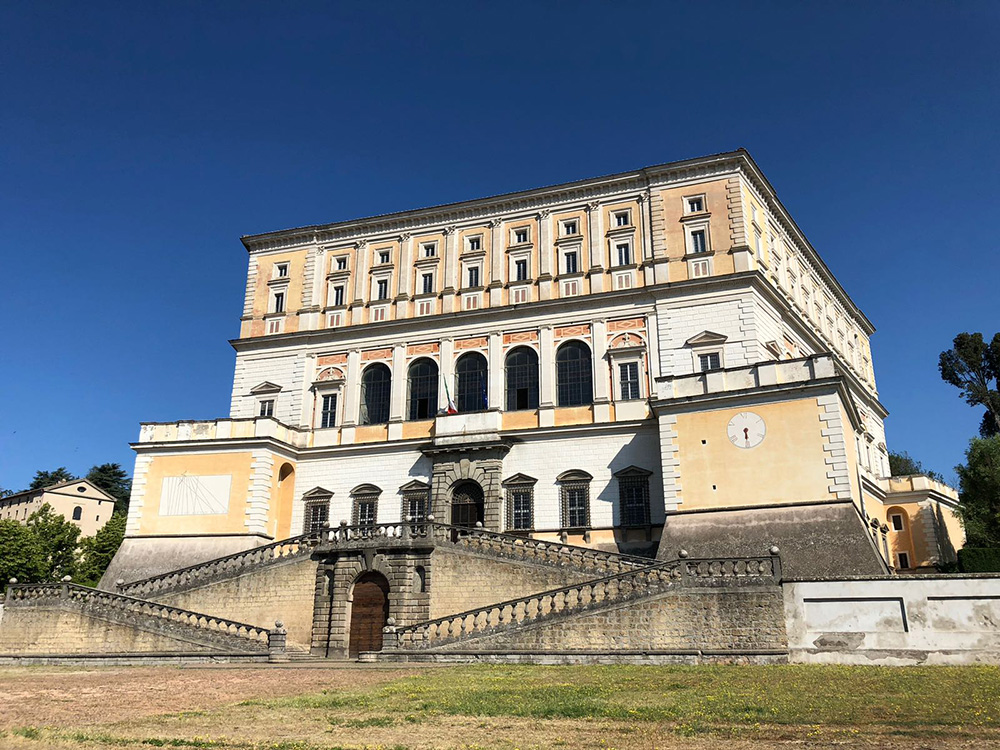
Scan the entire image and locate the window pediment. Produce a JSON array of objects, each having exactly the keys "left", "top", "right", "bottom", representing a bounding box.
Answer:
[
  {"left": 613, "top": 465, "right": 653, "bottom": 478},
  {"left": 249, "top": 381, "right": 283, "bottom": 395},
  {"left": 684, "top": 331, "right": 728, "bottom": 347},
  {"left": 501, "top": 473, "right": 538, "bottom": 487},
  {"left": 302, "top": 486, "right": 333, "bottom": 500},
  {"left": 557, "top": 470, "right": 593, "bottom": 482},
  {"left": 399, "top": 479, "right": 431, "bottom": 493},
  {"left": 351, "top": 483, "right": 382, "bottom": 496}
]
